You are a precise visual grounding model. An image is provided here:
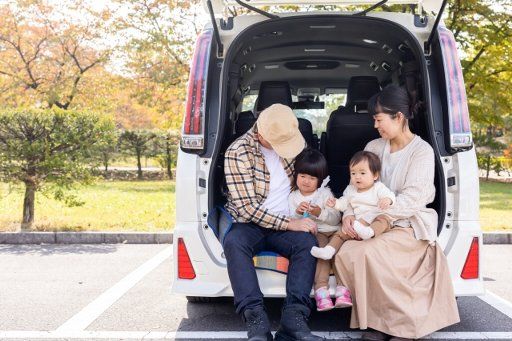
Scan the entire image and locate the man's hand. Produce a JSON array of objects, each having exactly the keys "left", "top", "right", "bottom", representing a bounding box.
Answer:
[
  {"left": 295, "top": 201, "right": 310, "bottom": 215},
  {"left": 288, "top": 218, "right": 317, "bottom": 235},
  {"left": 341, "top": 215, "right": 360, "bottom": 240},
  {"left": 326, "top": 197, "right": 336, "bottom": 208},
  {"left": 378, "top": 197, "right": 392, "bottom": 210}
]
